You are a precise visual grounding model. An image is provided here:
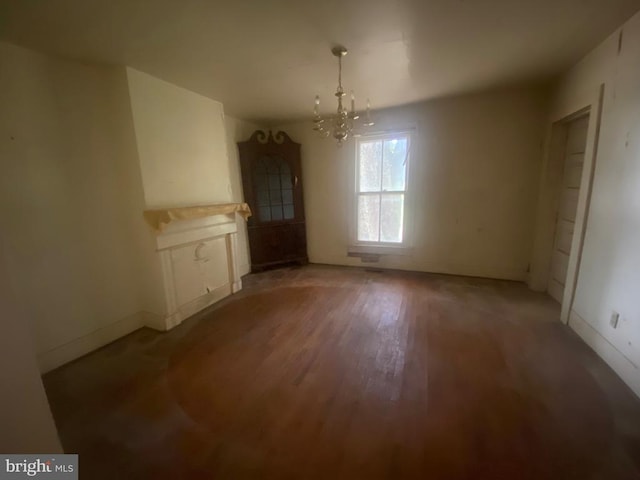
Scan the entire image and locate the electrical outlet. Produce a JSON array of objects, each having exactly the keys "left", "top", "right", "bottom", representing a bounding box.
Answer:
[{"left": 610, "top": 311, "right": 620, "bottom": 329}]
